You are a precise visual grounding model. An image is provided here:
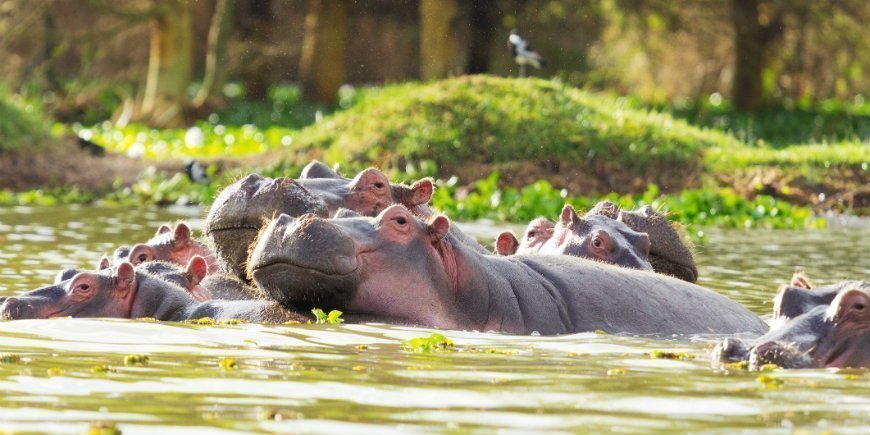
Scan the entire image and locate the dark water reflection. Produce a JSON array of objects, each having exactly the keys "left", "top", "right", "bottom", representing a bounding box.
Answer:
[{"left": 0, "top": 206, "right": 868, "bottom": 433}]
